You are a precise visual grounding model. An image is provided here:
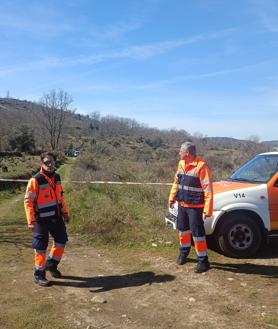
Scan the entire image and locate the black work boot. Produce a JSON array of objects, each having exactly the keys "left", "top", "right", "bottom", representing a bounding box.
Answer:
[
  {"left": 47, "top": 267, "right": 62, "bottom": 278},
  {"left": 176, "top": 253, "right": 187, "bottom": 265},
  {"left": 194, "top": 261, "right": 210, "bottom": 273},
  {"left": 34, "top": 271, "right": 49, "bottom": 286},
  {"left": 45, "top": 259, "right": 62, "bottom": 278}
]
